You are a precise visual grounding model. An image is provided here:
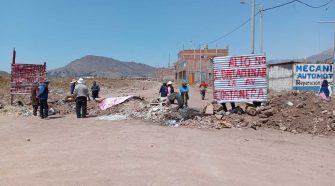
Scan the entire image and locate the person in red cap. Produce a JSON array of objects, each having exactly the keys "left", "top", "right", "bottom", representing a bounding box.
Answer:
[{"left": 199, "top": 81, "right": 208, "bottom": 100}]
